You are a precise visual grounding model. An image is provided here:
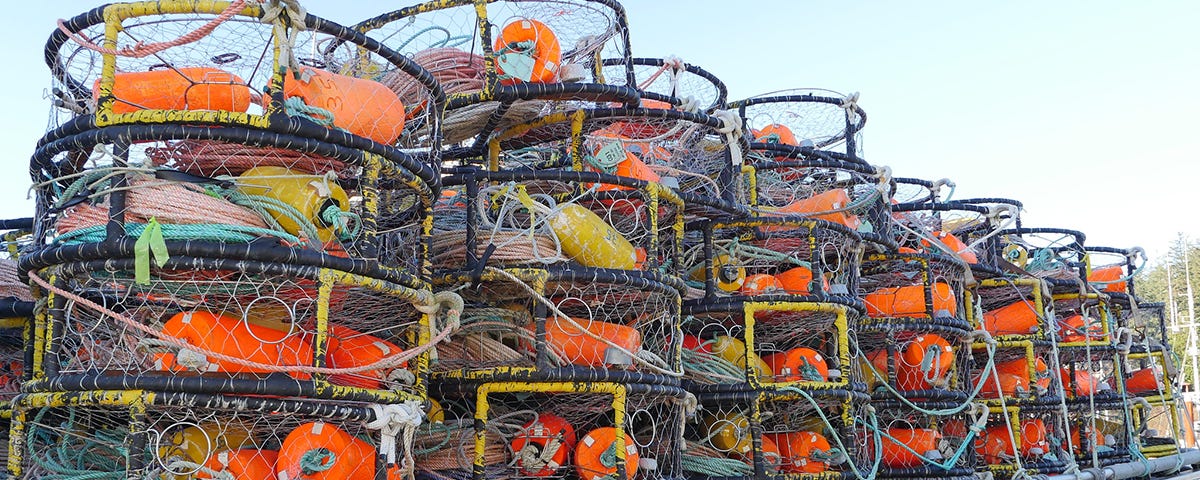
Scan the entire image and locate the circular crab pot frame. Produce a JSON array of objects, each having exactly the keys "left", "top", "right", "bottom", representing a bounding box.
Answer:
[
  {"left": 354, "top": 0, "right": 641, "bottom": 152},
  {"left": 688, "top": 388, "right": 872, "bottom": 480},
  {"left": 420, "top": 381, "right": 685, "bottom": 480},
  {"left": 29, "top": 125, "right": 435, "bottom": 281},
  {"left": 434, "top": 169, "right": 684, "bottom": 276},
  {"left": 483, "top": 107, "right": 749, "bottom": 218},
  {"left": 976, "top": 404, "right": 1071, "bottom": 477},
  {"left": 25, "top": 257, "right": 439, "bottom": 404},
  {"left": 969, "top": 341, "right": 1065, "bottom": 408},
  {"left": 742, "top": 147, "right": 895, "bottom": 250},
  {"left": 48, "top": 1, "right": 445, "bottom": 153},
  {"left": 1051, "top": 292, "right": 1114, "bottom": 348},
  {"left": 890, "top": 177, "right": 954, "bottom": 205},
  {"left": 865, "top": 401, "right": 979, "bottom": 479},
  {"left": 728, "top": 90, "right": 867, "bottom": 160},
  {"left": 8, "top": 390, "right": 419, "bottom": 479},
  {"left": 1062, "top": 402, "right": 1133, "bottom": 468},
  {"left": 680, "top": 299, "right": 862, "bottom": 393},
  {"left": 599, "top": 57, "right": 729, "bottom": 112},
  {"left": 1129, "top": 396, "right": 1183, "bottom": 458},
  {"left": 1084, "top": 246, "right": 1144, "bottom": 298},
  {"left": 429, "top": 266, "right": 683, "bottom": 384},
  {"left": 891, "top": 199, "right": 1023, "bottom": 279},
  {"left": 997, "top": 227, "right": 1088, "bottom": 290},
  {"left": 966, "top": 276, "right": 1055, "bottom": 342}
]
